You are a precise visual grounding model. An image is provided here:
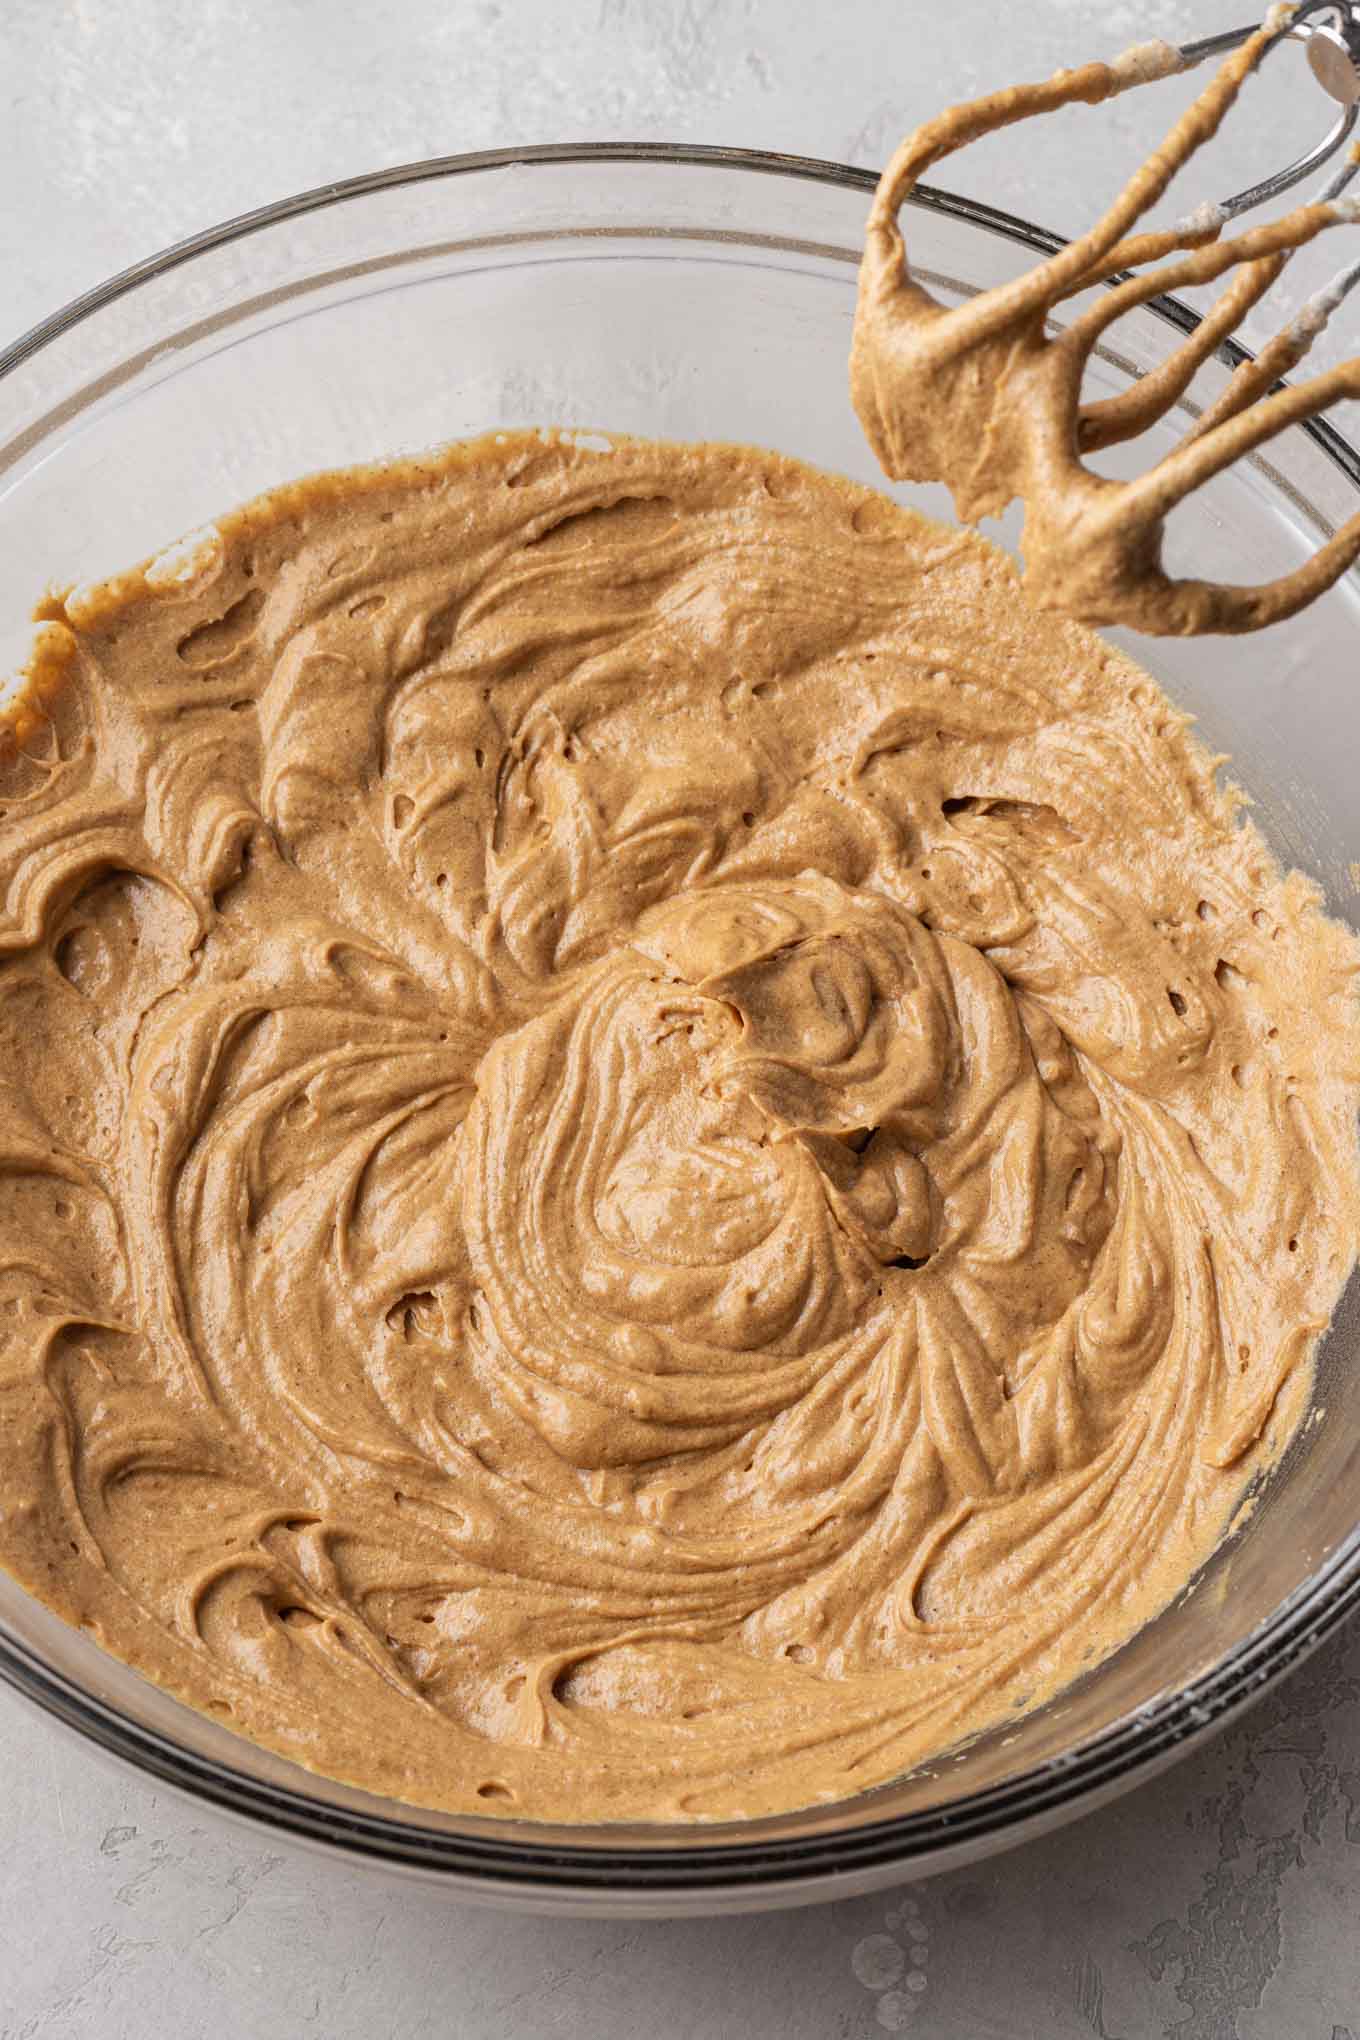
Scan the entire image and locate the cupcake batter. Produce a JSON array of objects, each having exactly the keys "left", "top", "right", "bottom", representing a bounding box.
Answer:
[{"left": 1, "top": 431, "right": 1357, "bottom": 1821}]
